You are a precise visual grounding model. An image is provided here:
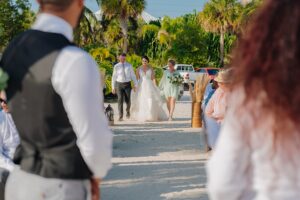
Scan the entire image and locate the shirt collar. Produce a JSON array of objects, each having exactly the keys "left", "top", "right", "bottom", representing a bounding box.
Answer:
[{"left": 32, "top": 13, "right": 74, "bottom": 42}]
